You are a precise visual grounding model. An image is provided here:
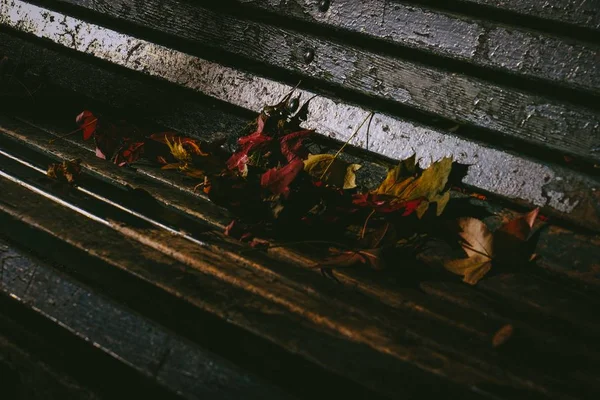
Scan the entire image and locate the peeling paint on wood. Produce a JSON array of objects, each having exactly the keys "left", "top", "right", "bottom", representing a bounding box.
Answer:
[
  {"left": 233, "top": 0, "right": 600, "bottom": 91},
  {"left": 1, "top": 0, "right": 598, "bottom": 227},
  {"left": 456, "top": 0, "right": 600, "bottom": 31},
  {"left": 26, "top": 0, "right": 600, "bottom": 162}
]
